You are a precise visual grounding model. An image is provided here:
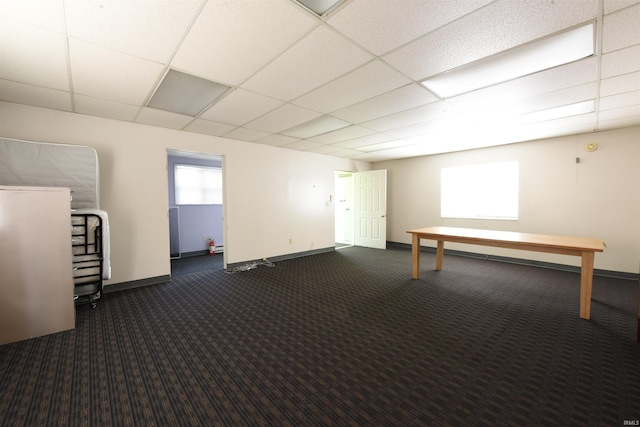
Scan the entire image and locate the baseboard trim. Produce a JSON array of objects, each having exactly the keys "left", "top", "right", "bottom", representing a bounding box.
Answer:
[
  {"left": 387, "top": 241, "right": 639, "bottom": 281},
  {"left": 103, "top": 243, "right": 637, "bottom": 293},
  {"left": 103, "top": 275, "right": 170, "bottom": 294},
  {"left": 226, "top": 247, "right": 335, "bottom": 272},
  {"left": 172, "top": 248, "right": 224, "bottom": 259}
]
